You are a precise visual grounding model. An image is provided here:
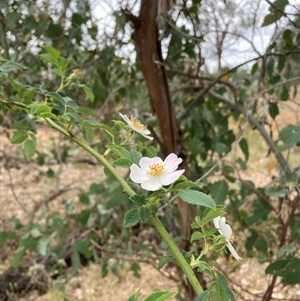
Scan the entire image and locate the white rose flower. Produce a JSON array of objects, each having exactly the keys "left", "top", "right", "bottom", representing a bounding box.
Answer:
[
  {"left": 129, "top": 153, "right": 185, "bottom": 191},
  {"left": 213, "top": 216, "right": 242, "bottom": 261},
  {"left": 119, "top": 113, "right": 153, "bottom": 140}
]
